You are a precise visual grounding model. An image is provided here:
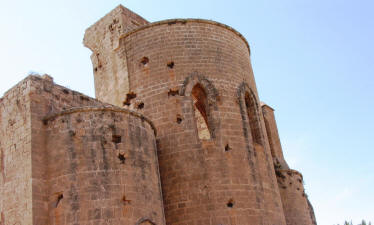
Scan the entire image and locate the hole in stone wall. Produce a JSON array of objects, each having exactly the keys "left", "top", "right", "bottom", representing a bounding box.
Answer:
[
  {"left": 137, "top": 102, "right": 144, "bottom": 109},
  {"left": 55, "top": 193, "right": 63, "bottom": 208},
  {"left": 176, "top": 114, "right": 183, "bottom": 124},
  {"left": 118, "top": 153, "right": 126, "bottom": 164},
  {"left": 227, "top": 199, "right": 234, "bottom": 208},
  {"left": 140, "top": 57, "right": 149, "bottom": 66},
  {"left": 225, "top": 144, "right": 231, "bottom": 152},
  {"left": 123, "top": 92, "right": 137, "bottom": 106},
  {"left": 167, "top": 61, "right": 174, "bottom": 69},
  {"left": 62, "top": 89, "right": 69, "bottom": 94},
  {"left": 80, "top": 95, "right": 90, "bottom": 101},
  {"left": 112, "top": 135, "right": 122, "bottom": 144},
  {"left": 94, "top": 67, "right": 98, "bottom": 72},
  {"left": 276, "top": 170, "right": 286, "bottom": 180},
  {"left": 122, "top": 195, "right": 131, "bottom": 204},
  {"left": 69, "top": 130, "right": 76, "bottom": 137},
  {"left": 168, "top": 88, "right": 179, "bottom": 97}
]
